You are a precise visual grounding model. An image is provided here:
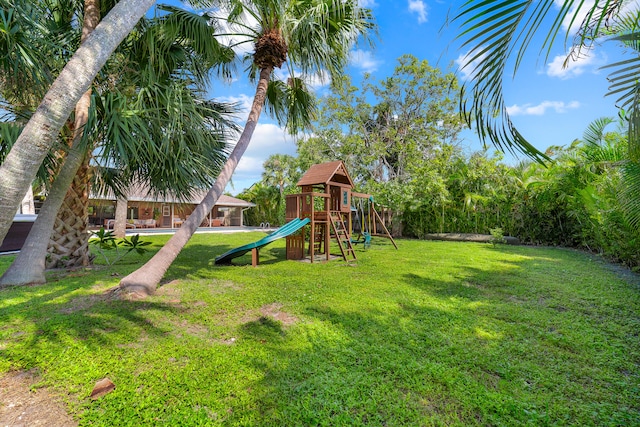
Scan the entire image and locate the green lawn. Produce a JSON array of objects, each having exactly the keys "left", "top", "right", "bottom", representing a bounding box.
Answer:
[{"left": 1, "top": 233, "right": 639, "bottom": 426}]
